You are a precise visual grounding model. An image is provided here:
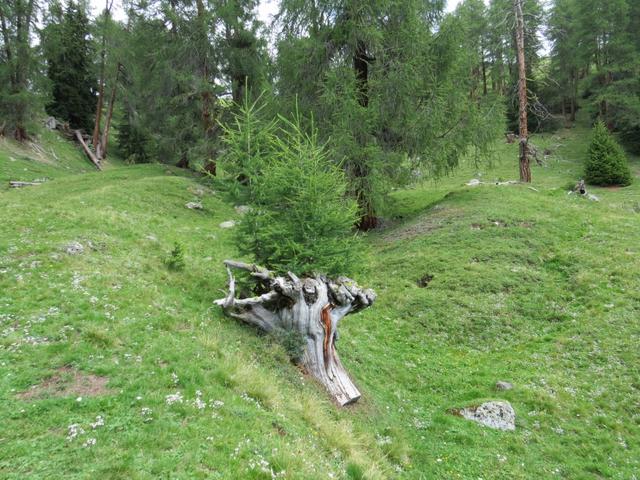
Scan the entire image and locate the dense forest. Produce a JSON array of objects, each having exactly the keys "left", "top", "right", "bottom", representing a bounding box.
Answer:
[
  {"left": 2, "top": 0, "right": 638, "bottom": 223},
  {"left": 2, "top": 1, "right": 640, "bottom": 478}
]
